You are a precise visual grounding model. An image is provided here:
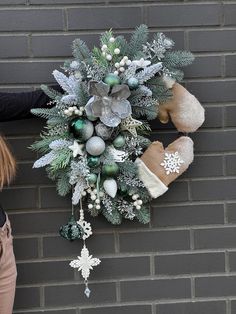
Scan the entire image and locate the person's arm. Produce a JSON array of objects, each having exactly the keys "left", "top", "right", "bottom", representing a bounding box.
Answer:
[{"left": 0, "top": 85, "right": 62, "bottom": 122}]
